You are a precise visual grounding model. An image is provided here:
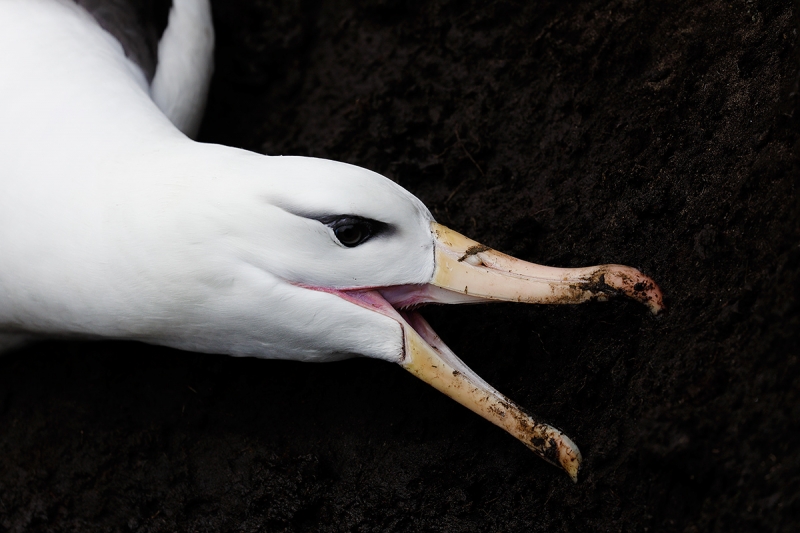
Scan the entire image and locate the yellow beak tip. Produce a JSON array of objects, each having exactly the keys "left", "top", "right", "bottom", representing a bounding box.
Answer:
[
  {"left": 565, "top": 462, "right": 581, "bottom": 484},
  {"left": 553, "top": 433, "right": 583, "bottom": 483}
]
